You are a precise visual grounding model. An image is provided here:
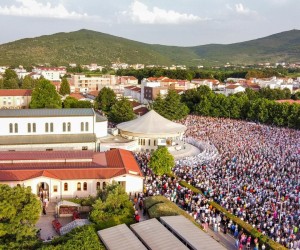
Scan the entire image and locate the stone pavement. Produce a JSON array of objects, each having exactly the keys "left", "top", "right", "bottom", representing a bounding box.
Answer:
[{"left": 35, "top": 202, "right": 73, "bottom": 241}]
